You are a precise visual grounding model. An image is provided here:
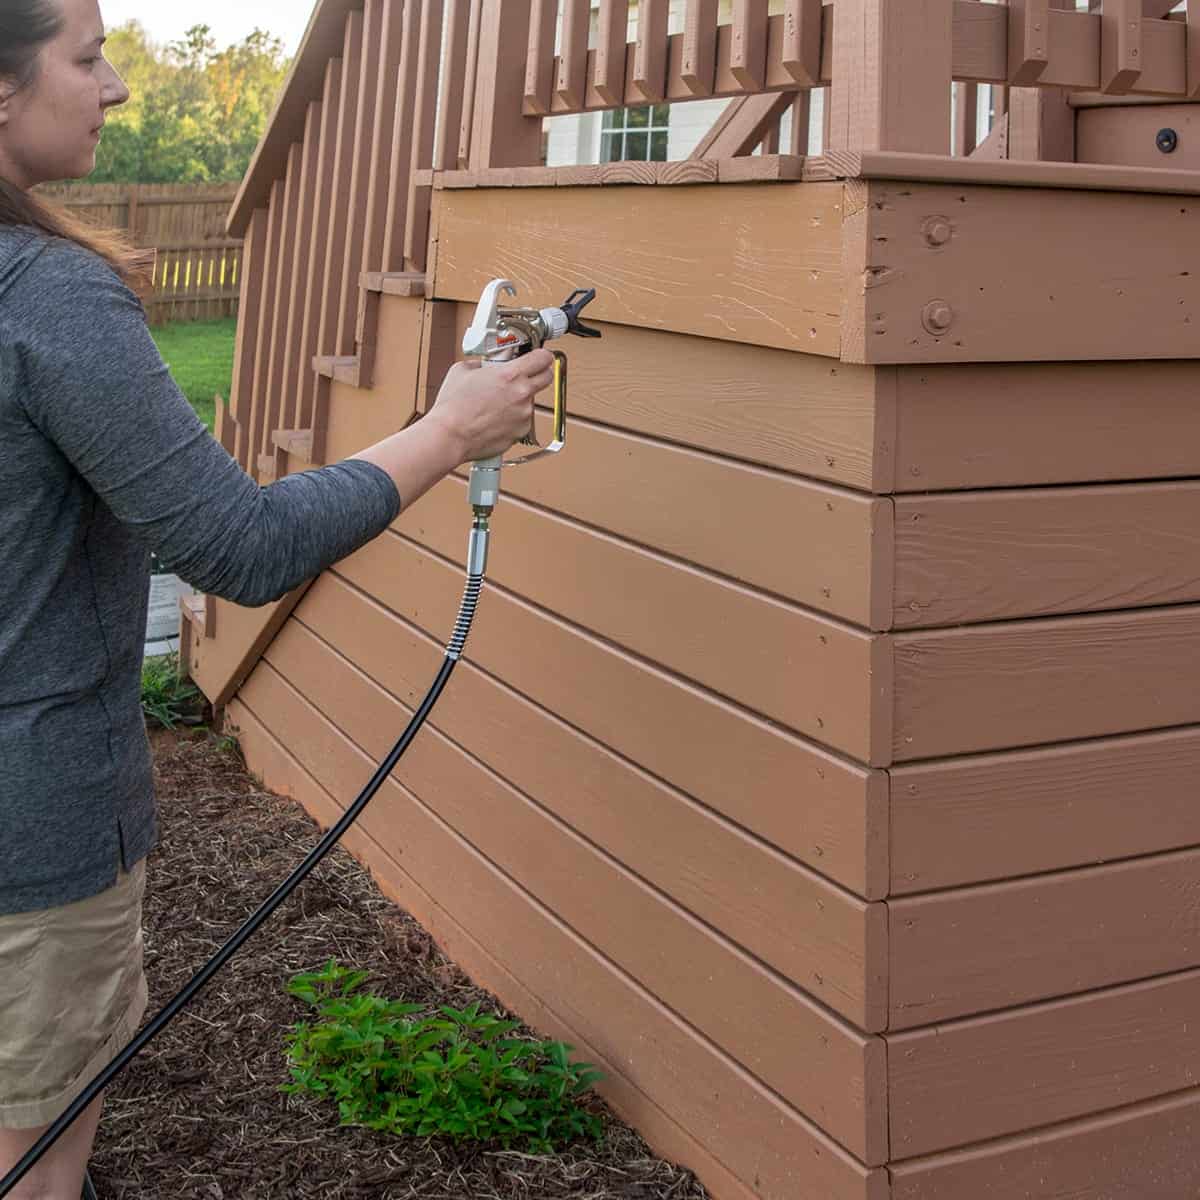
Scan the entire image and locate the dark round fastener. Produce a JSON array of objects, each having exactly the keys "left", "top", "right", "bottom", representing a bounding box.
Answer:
[{"left": 1157, "top": 128, "right": 1179, "bottom": 154}]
